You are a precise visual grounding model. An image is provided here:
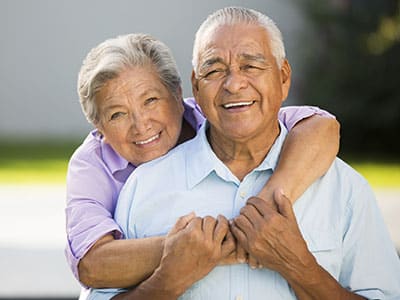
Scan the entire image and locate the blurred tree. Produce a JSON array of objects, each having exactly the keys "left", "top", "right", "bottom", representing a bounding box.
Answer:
[{"left": 298, "top": 0, "right": 400, "bottom": 159}]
